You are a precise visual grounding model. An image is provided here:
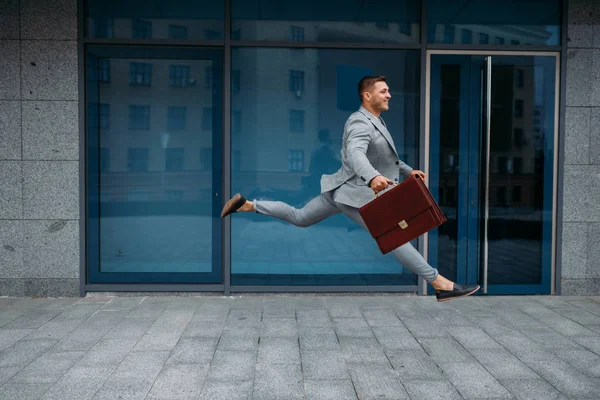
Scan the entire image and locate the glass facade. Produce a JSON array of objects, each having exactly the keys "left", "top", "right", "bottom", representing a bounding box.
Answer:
[
  {"left": 230, "top": 48, "right": 420, "bottom": 286},
  {"left": 84, "top": 0, "right": 562, "bottom": 293},
  {"left": 427, "top": 0, "right": 561, "bottom": 46}
]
